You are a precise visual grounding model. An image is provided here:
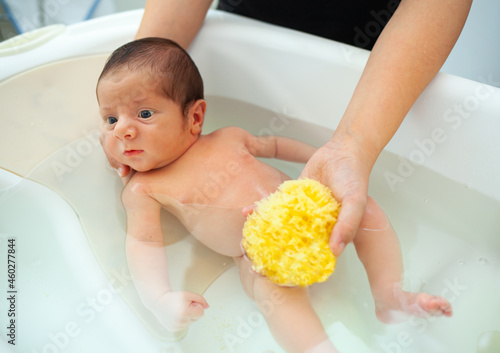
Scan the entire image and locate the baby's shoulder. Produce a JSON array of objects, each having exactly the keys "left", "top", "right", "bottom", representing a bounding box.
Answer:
[
  {"left": 208, "top": 127, "right": 254, "bottom": 150},
  {"left": 121, "top": 173, "right": 151, "bottom": 200},
  {"left": 211, "top": 126, "right": 251, "bottom": 140},
  {"left": 122, "top": 171, "right": 180, "bottom": 208},
  {"left": 123, "top": 170, "right": 168, "bottom": 197}
]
